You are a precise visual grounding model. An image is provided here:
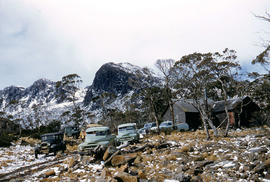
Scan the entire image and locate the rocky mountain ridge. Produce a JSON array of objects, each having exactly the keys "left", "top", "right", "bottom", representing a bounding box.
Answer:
[{"left": 0, "top": 62, "right": 161, "bottom": 129}]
